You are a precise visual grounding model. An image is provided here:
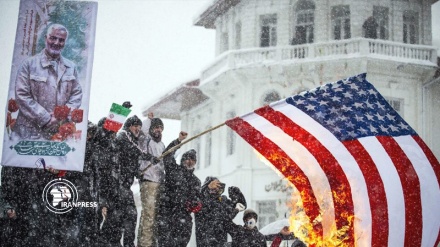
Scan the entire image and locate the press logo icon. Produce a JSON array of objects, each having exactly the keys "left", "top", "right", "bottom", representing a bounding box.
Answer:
[{"left": 42, "top": 178, "right": 78, "bottom": 214}]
